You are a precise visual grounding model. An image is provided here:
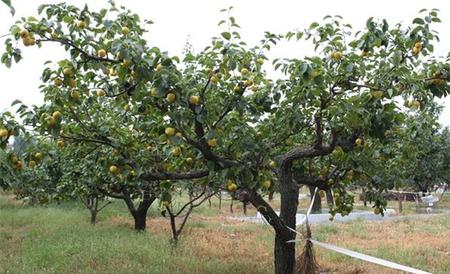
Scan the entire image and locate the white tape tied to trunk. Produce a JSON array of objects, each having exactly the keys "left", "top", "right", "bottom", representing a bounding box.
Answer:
[
  {"left": 310, "top": 239, "right": 432, "bottom": 274},
  {"left": 285, "top": 187, "right": 433, "bottom": 274}
]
